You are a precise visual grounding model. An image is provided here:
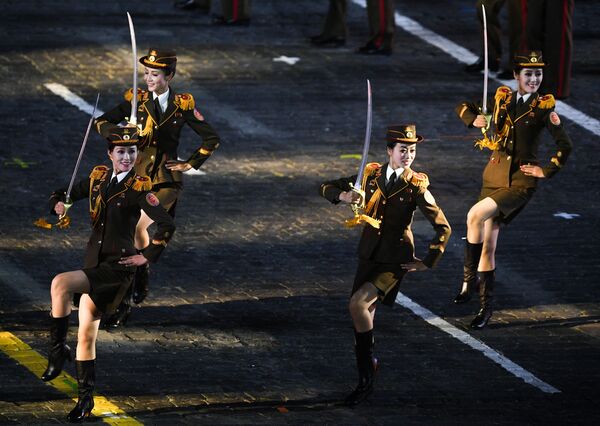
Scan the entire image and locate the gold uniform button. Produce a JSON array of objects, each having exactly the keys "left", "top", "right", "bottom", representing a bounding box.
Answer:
[
  {"left": 377, "top": 231, "right": 381, "bottom": 235},
  {"left": 150, "top": 155, "right": 155, "bottom": 160},
  {"left": 382, "top": 200, "right": 386, "bottom": 205}
]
